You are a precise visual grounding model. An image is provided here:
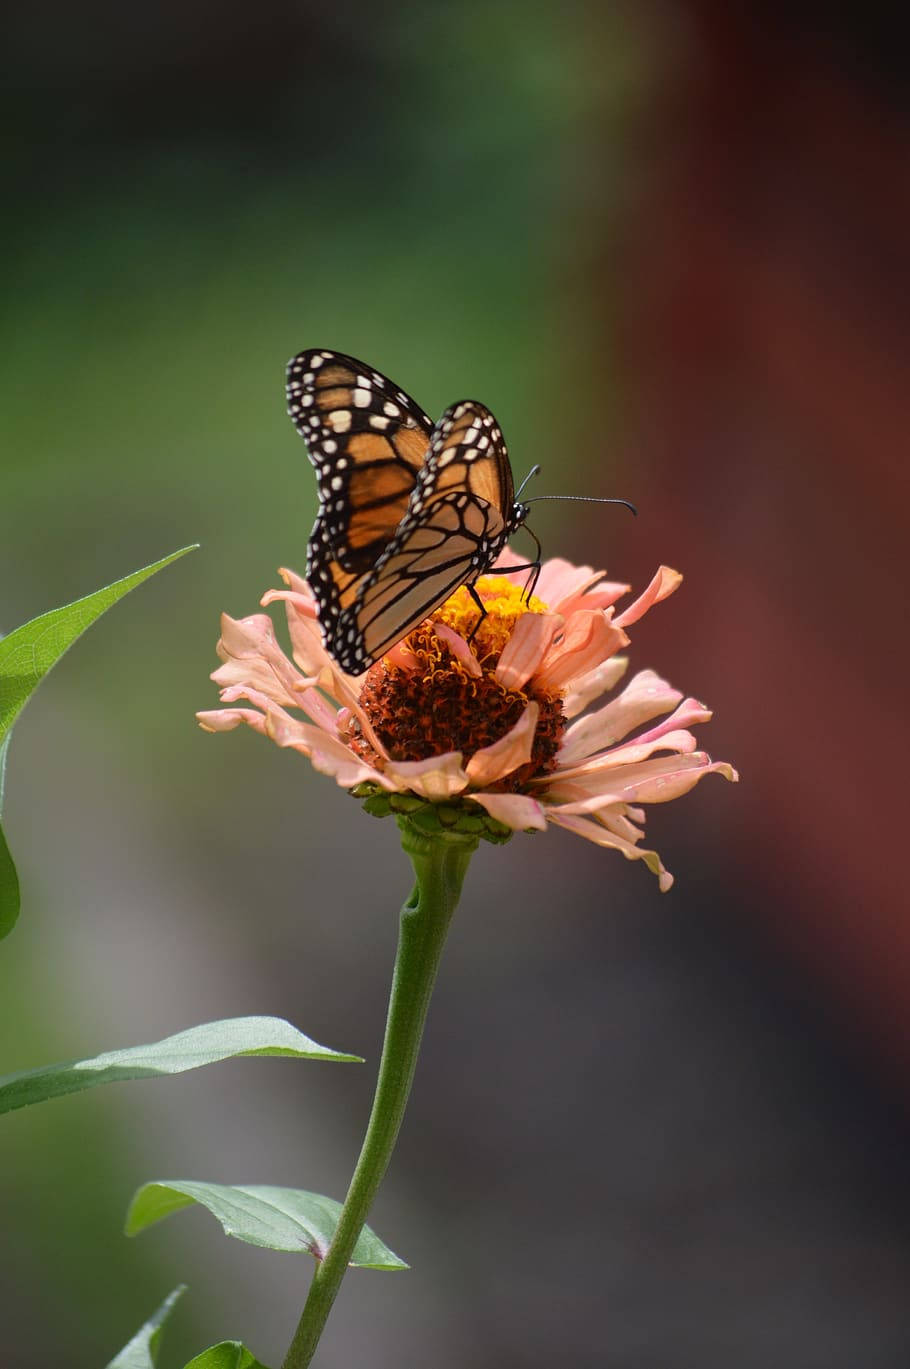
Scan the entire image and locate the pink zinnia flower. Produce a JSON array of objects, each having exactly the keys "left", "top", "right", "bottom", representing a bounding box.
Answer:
[{"left": 197, "top": 553, "right": 737, "bottom": 890}]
